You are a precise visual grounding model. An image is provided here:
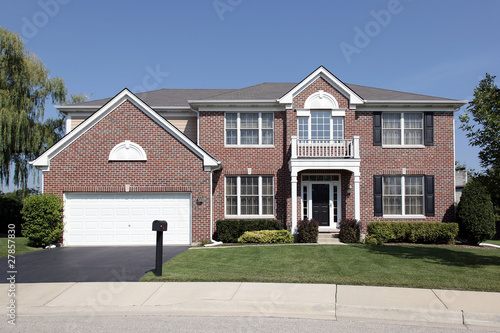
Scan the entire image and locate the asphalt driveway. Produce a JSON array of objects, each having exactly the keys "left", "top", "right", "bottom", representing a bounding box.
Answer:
[{"left": 2, "top": 246, "right": 190, "bottom": 283}]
